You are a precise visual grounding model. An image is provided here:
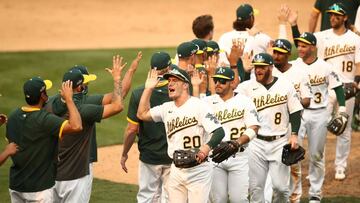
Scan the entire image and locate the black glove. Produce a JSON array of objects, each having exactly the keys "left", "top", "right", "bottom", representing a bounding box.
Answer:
[
  {"left": 327, "top": 112, "right": 349, "bottom": 135},
  {"left": 173, "top": 149, "right": 202, "bottom": 168},
  {"left": 343, "top": 83, "right": 357, "bottom": 100},
  {"left": 281, "top": 144, "right": 305, "bottom": 166},
  {"left": 210, "top": 140, "right": 240, "bottom": 163}
]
